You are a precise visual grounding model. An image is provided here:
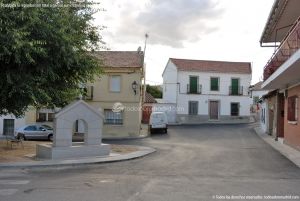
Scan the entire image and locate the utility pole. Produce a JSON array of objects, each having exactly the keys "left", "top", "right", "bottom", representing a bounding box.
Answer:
[{"left": 142, "top": 33, "right": 149, "bottom": 104}]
